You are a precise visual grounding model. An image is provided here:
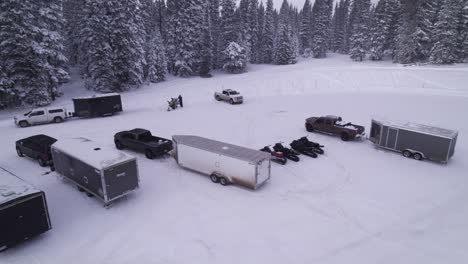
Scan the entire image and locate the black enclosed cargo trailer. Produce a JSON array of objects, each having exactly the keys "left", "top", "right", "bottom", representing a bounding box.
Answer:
[
  {"left": 0, "top": 168, "right": 51, "bottom": 252},
  {"left": 51, "top": 138, "right": 139, "bottom": 205},
  {"left": 369, "top": 119, "right": 458, "bottom": 163},
  {"left": 72, "top": 93, "right": 122, "bottom": 118}
]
